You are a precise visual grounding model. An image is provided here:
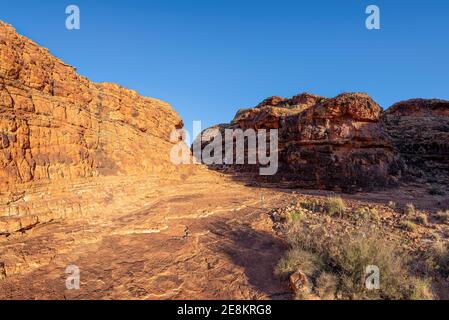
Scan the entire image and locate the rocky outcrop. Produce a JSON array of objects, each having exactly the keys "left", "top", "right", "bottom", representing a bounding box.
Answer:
[
  {"left": 200, "top": 93, "right": 449, "bottom": 192},
  {"left": 278, "top": 93, "right": 403, "bottom": 192},
  {"left": 0, "top": 21, "right": 193, "bottom": 234},
  {"left": 382, "top": 99, "right": 449, "bottom": 183},
  {"left": 232, "top": 93, "right": 324, "bottom": 130},
  {"left": 199, "top": 92, "right": 403, "bottom": 192}
]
